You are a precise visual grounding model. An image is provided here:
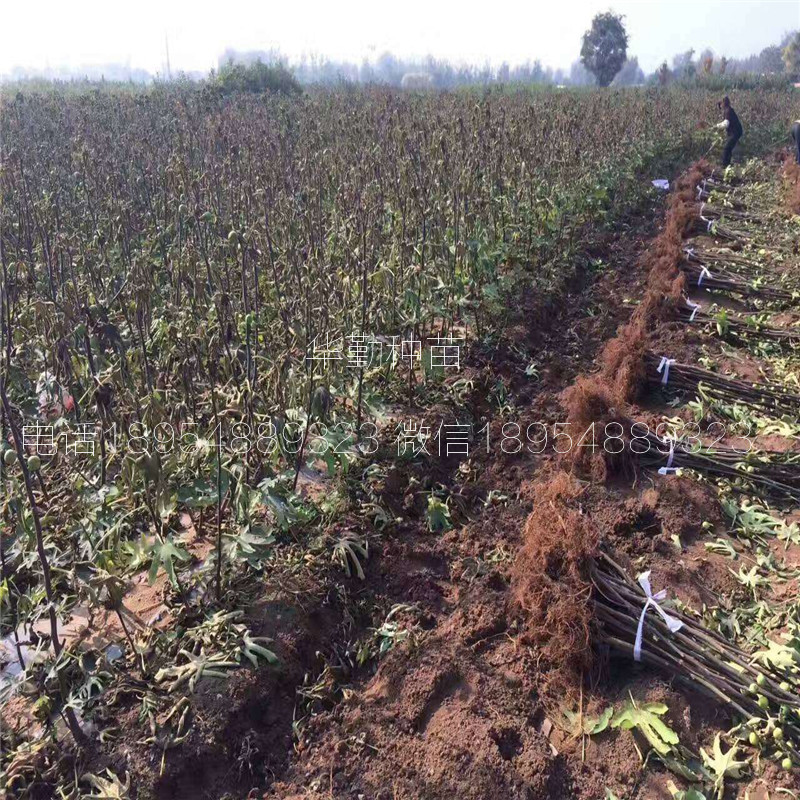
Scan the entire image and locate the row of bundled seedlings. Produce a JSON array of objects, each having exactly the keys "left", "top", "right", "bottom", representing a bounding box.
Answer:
[
  {"left": 685, "top": 246, "right": 774, "bottom": 280},
  {"left": 696, "top": 201, "right": 764, "bottom": 225},
  {"left": 569, "top": 369, "right": 800, "bottom": 500},
  {"left": 675, "top": 242, "right": 800, "bottom": 342},
  {"left": 679, "top": 255, "right": 795, "bottom": 302},
  {"left": 689, "top": 214, "right": 748, "bottom": 243},
  {"left": 677, "top": 303, "right": 800, "bottom": 344},
  {"left": 513, "top": 470, "right": 800, "bottom": 759},
  {"left": 640, "top": 350, "right": 800, "bottom": 416},
  {"left": 513, "top": 162, "right": 800, "bottom": 780},
  {"left": 696, "top": 180, "right": 742, "bottom": 207},
  {"left": 584, "top": 162, "right": 800, "bottom": 502}
]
